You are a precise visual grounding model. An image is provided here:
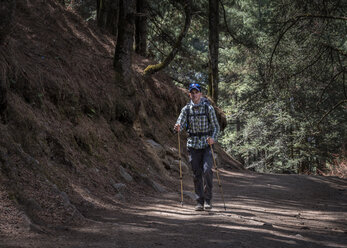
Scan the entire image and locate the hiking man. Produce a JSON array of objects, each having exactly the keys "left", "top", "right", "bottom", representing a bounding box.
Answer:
[{"left": 174, "top": 83, "right": 220, "bottom": 211}]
